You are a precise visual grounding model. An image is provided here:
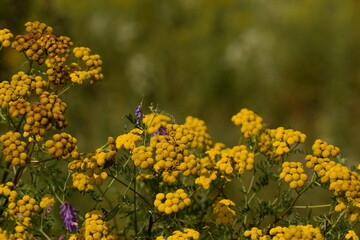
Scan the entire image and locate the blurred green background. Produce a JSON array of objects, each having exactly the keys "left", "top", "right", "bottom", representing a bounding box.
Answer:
[{"left": 1, "top": 0, "right": 360, "bottom": 164}]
